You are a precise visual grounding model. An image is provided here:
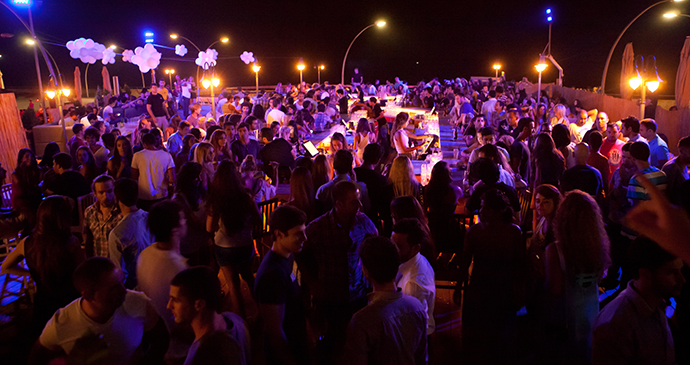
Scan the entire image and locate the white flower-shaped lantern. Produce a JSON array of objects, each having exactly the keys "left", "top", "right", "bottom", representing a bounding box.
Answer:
[
  {"left": 195, "top": 48, "right": 218, "bottom": 70},
  {"left": 175, "top": 44, "right": 188, "bottom": 57},
  {"left": 240, "top": 51, "right": 255, "bottom": 65},
  {"left": 130, "top": 44, "right": 162, "bottom": 73},
  {"left": 66, "top": 38, "right": 106, "bottom": 64}
]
